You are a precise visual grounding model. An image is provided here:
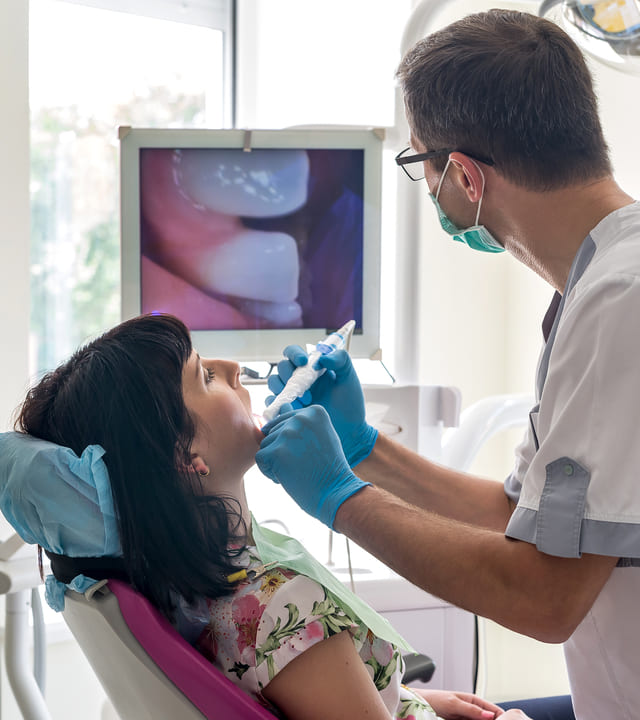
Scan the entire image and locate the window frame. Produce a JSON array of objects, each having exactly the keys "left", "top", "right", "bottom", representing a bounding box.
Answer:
[
  {"left": 51, "top": 0, "right": 236, "bottom": 127},
  {"left": 27, "top": 0, "right": 237, "bottom": 375}
]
